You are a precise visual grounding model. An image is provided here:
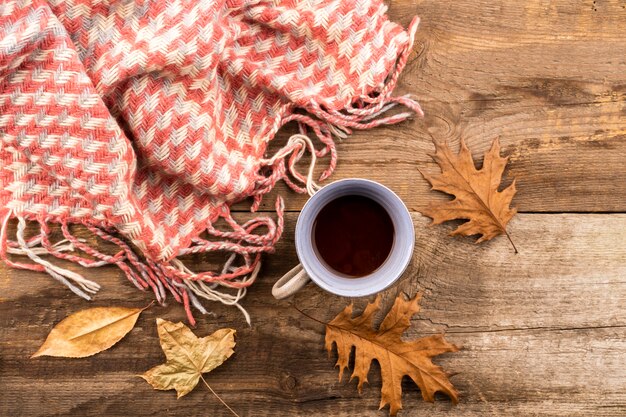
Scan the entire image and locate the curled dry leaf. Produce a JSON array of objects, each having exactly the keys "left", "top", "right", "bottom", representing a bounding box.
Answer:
[
  {"left": 325, "top": 294, "right": 459, "bottom": 416},
  {"left": 420, "top": 137, "right": 518, "bottom": 252},
  {"left": 141, "top": 318, "right": 235, "bottom": 399},
  {"left": 32, "top": 304, "right": 149, "bottom": 358}
]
